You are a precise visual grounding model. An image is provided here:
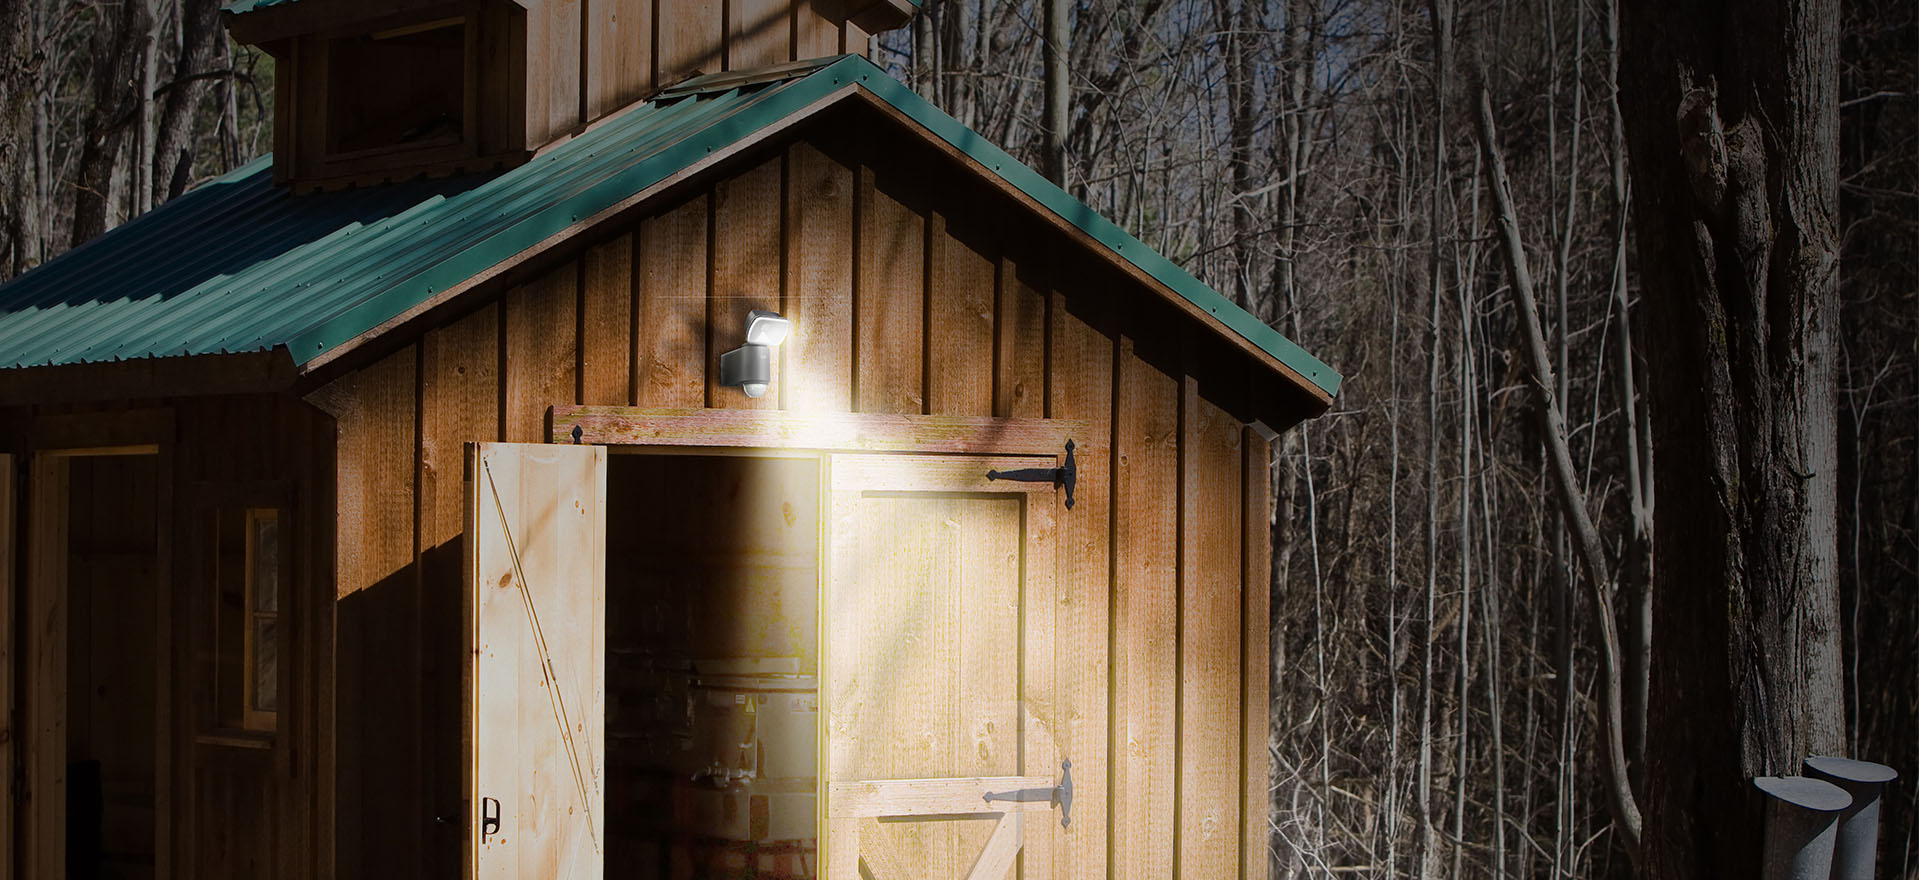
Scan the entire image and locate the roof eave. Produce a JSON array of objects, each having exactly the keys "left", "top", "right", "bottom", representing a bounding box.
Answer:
[
  {"left": 829, "top": 76, "right": 1341, "bottom": 406},
  {"left": 0, "top": 349, "right": 297, "bottom": 407},
  {"left": 226, "top": 0, "right": 466, "bottom": 45}
]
